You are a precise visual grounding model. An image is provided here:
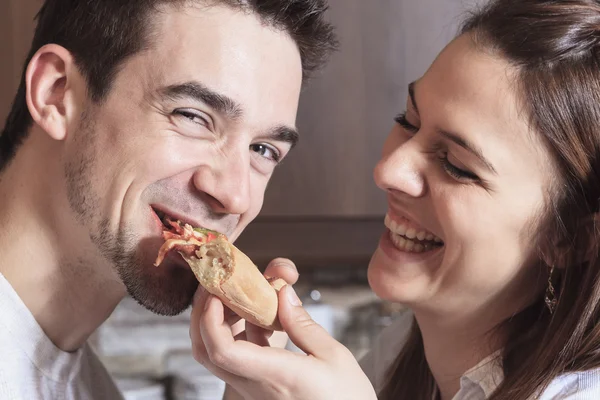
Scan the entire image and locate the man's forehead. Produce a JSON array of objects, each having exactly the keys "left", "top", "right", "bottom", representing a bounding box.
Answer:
[
  {"left": 146, "top": 3, "right": 301, "bottom": 77},
  {"left": 118, "top": 3, "right": 302, "bottom": 129},
  {"left": 152, "top": 2, "right": 287, "bottom": 45}
]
